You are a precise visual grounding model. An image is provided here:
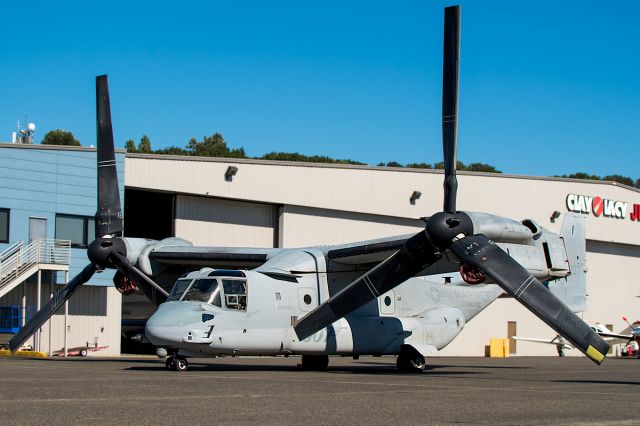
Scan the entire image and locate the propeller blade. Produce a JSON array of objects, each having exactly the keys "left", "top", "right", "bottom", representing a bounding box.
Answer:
[
  {"left": 96, "top": 74, "right": 123, "bottom": 238},
  {"left": 449, "top": 234, "right": 609, "bottom": 364},
  {"left": 442, "top": 5, "right": 460, "bottom": 213},
  {"left": 8, "top": 263, "right": 96, "bottom": 352},
  {"left": 109, "top": 251, "right": 169, "bottom": 303},
  {"left": 294, "top": 231, "right": 440, "bottom": 340}
]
